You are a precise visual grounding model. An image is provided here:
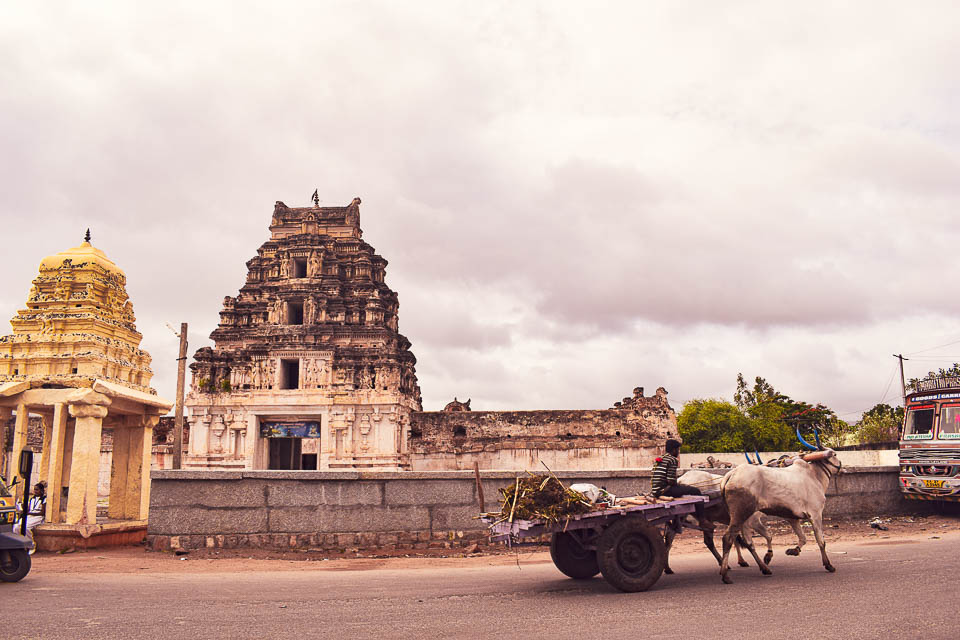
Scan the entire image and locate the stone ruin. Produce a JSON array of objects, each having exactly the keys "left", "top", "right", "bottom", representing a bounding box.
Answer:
[
  {"left": 407, "top": 388, "right": 679, "bottom": 471},
  {"left": 443, "top": 398, "right": 471, "bottom": 412}
]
